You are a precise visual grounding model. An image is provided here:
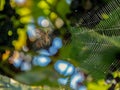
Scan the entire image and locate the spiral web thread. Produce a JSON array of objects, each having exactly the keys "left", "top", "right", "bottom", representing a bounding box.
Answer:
[
  {"left": 70, "top": 0, "right": 120, "bottom": 82},
  {"left": 0, "top": 0, "right": 120, "bottom": 90}
]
